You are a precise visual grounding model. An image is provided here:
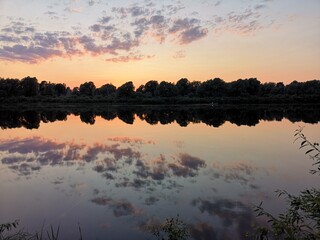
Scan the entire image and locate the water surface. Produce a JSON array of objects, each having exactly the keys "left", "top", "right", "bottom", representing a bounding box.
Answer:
[{"left": 0, "top": 105, "right": 319, "bottom": 240}]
